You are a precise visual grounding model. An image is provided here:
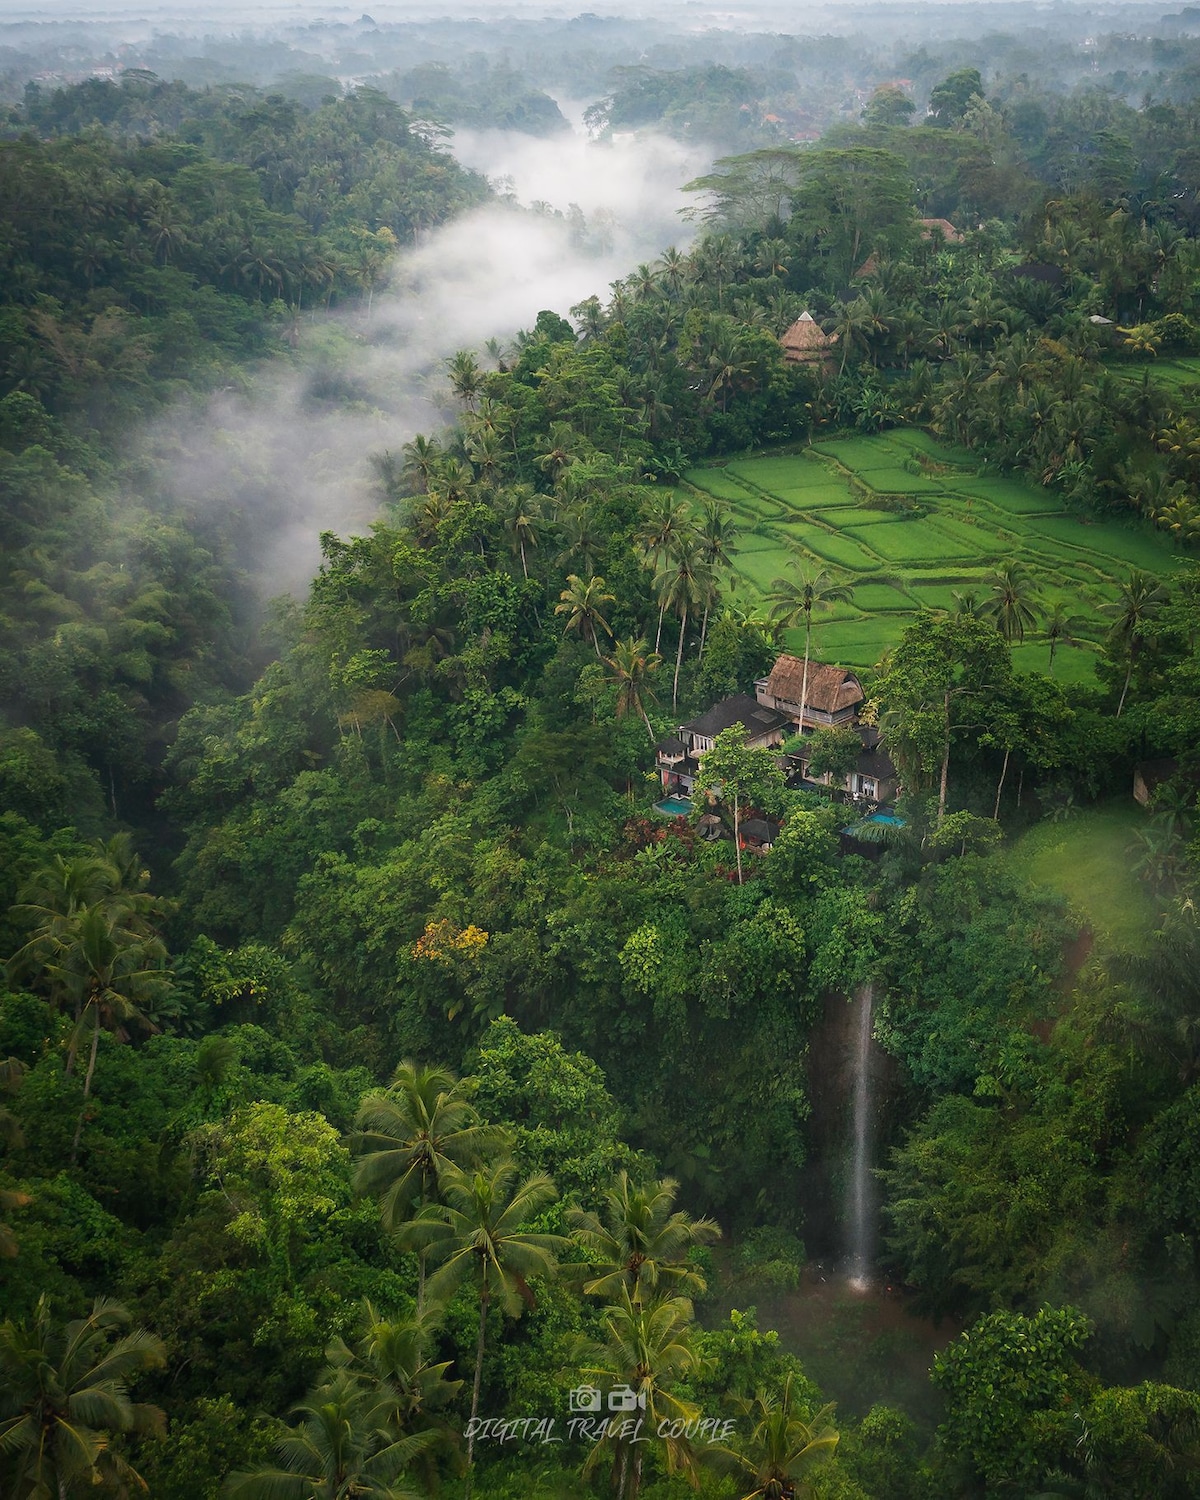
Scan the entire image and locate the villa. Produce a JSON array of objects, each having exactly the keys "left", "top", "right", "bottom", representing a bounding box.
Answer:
[{"left": 656, "top": 655, "right": 900, "bottom": 810}]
